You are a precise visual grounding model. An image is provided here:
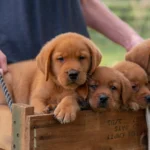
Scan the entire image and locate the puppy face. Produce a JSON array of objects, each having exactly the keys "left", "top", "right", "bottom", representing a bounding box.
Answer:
[
  {"left": 36, "top": 33, "right": 102, "bottom": 89},
  {"left": 114, "top": 61, "right": 150, "bottom": 110},
  {"left": 51, "top": 39, "right": 90, "bottom": 89},
  {"left": 88, "top": 66, "right": 131, "bottom": 111}
]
